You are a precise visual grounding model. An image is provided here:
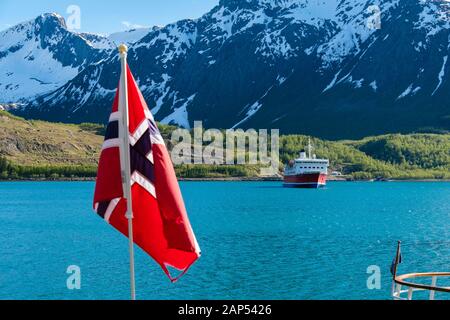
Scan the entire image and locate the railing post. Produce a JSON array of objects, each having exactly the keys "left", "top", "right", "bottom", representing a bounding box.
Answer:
[
  {"left": 429, "top": 276, "right": 437, "bottom": 300},
  {"left": 395, "top": 284, "right": 402, "bottom": 299},
  {"left": 407, "top": 287, "right": 413, "bottom": 300}
]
